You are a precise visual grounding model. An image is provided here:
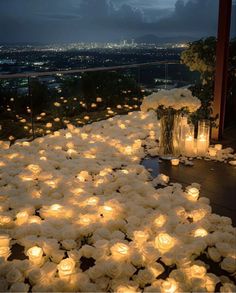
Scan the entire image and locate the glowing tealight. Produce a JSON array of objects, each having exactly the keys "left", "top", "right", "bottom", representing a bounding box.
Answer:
[
  {"left": 161, "top": 278, "right": 178, "bottom": 293},
  {"left": 0, "top": 234, "right": 11, "bottom": 247},
  {"left": 208, "top": 147, "right": 217, "bottom": 157},
  {"left": 50, "top": 204, "right": 62, "bottom": 211},
  {"left": 194, "top": 228, "right": 208, "bottom": 237},
  {"left": 133, "top": 231, "right": 149, "bottom": 244},
  {"left": 171, "top": 159, "right": 179, "bottom": 166},
  {"left": 187, "top": 187, "right": 200, "bottom": 201},
  {"left": 190, "top": 264, "right": 206, "bottom": 278},
  {"left": 16, "top": 211, "right": 29, "bottom": 225},
  {"left": 155, "top": 233, "right": 175, "bottom": 253},
  {"left": 111, "top": 243, "right": 130, "bottom": 260},
  {"left": 154, "top": 214, "right": 167, "bottom": 228},
  {"left": 86, "top": 197, "right": 98, "bottom": 206},
  {"left": 27, "top": 246, "right": 43, "bottom": 265},
  {"left": 215, "top": 144, "right": 222, "bottom": 151}
]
